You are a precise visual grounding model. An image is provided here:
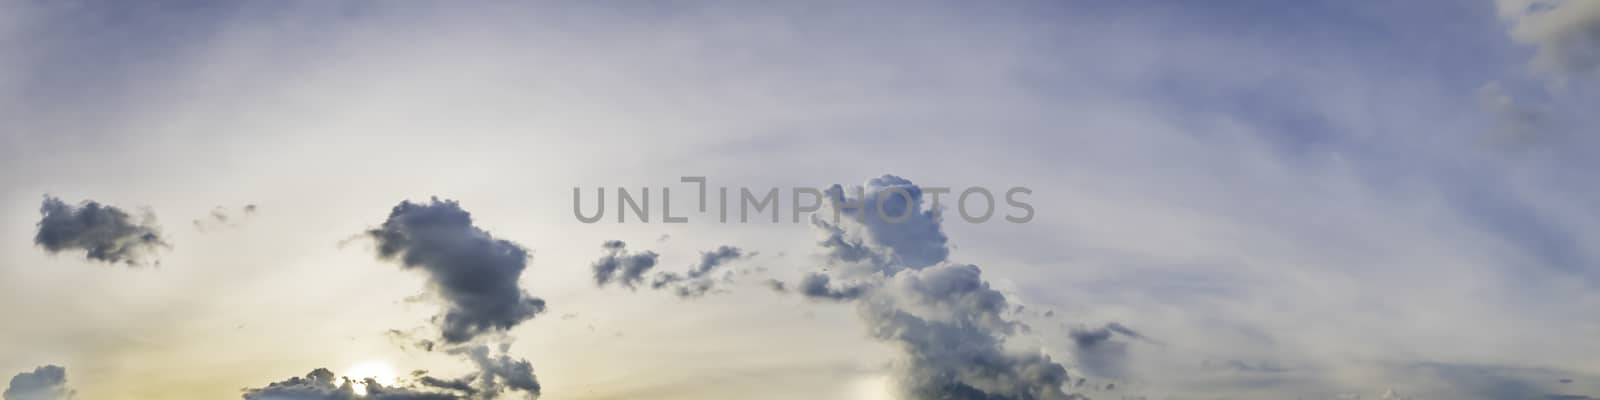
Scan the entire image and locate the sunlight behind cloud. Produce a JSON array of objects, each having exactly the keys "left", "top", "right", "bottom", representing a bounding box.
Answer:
[{"left": 344, "top": 360, "right": 397, "bottom": 396}]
